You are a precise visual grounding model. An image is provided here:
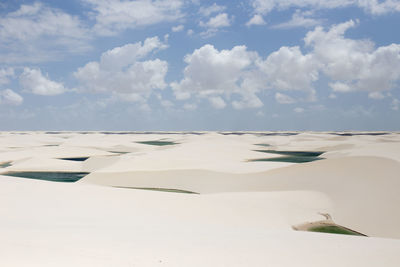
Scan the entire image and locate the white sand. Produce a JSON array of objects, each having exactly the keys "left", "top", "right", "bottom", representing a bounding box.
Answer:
[{"left": 1, "top": 131, "right": 400, "bottom": 266}]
